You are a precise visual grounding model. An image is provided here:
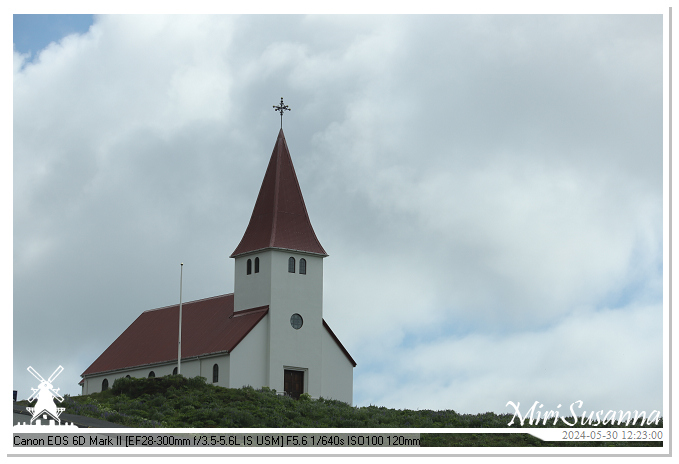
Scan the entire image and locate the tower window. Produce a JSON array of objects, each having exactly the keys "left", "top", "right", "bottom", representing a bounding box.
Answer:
[
  {"left": 288, "top": 257, "right": 295, "bottom": 273},
  {"left": 255, "top": 257, "right": 260, "bottom": 273},
  {"left": 148, "top": 371, "right": 155, "bottom": 378},
  {"left": 102, "top": 378, "right": 109, "bottom": 391},
  {"left": 213, "top": 364, "right": 219, "bottom": 383},
  {"left": 300, "top": 258, "right": 306, "bottom": 275},
  {"left": 173, "top": 367, "right": 178, "bottom": 375},
  {"left": 247, "top": 259, "right": 252, "bottom": 275}
]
